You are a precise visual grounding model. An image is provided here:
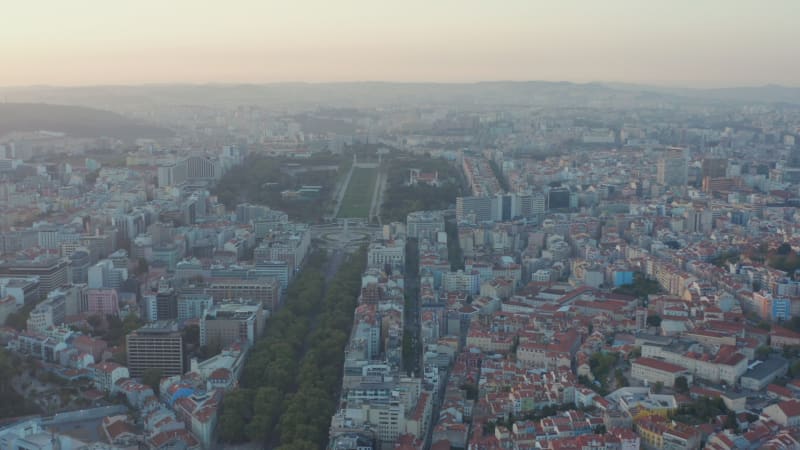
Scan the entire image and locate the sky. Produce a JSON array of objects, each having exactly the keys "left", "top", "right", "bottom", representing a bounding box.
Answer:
[{"left": 2, "top": 0, "right": 798, "bottom": 87}]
